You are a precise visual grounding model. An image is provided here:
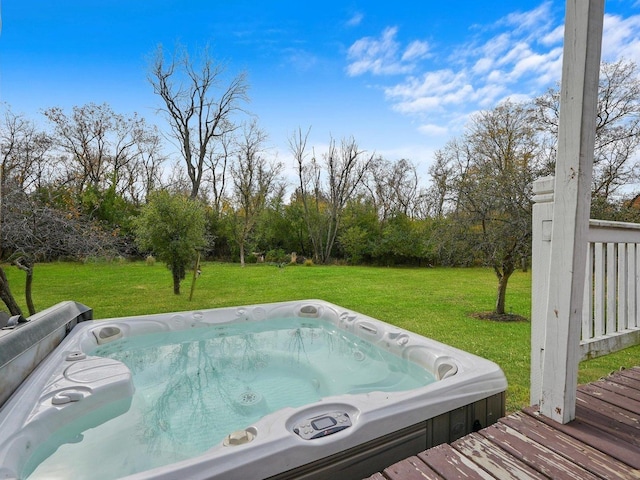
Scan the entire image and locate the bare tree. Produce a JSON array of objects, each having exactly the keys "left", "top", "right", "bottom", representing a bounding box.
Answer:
[
  {"left": 290, "top": 129, "right": 374, "bottom": 264},
  {"left": 1, "top": 184, "right": 124, "bottom": 314},
  {"left": 536, "top": 59, "right": 640, "bottom": 207},
  {"left": 44, "top": 103, "right": 160, "bottom": 208},
  {"left": 289, "top": 127, "right": 321, "bottom": 260},
  {"left": 0, "top": 106, "right": 52, "bottom": 235},
  {"left": 0, "top": 104, "right": 137, "bottom": 314},
  {"left": 230, "top": 121, "right": 283, "bottom": 266},
  {"left": 366, "top": 157, "right": 419, "bottom": 222},
  {"left": 205, "top": 131, "right": 233, "bottom": 216},
  {"left": 0, "top": 106, "right": 53, "bottom": 315},
  {"left": 0, "top": 106, "right": 52, "bottom": 198},
  {"left": 122, "top": 122, "right": 167, "bottom": 204},
  {"left": 321, "top": 137, "right": 374, "bottom": 263},
  {"left": 149, "top": 44, "right": 249, "bottom": 199},
  {"left": 427, "top": 147, "right": 462, "bottom": 219}
]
